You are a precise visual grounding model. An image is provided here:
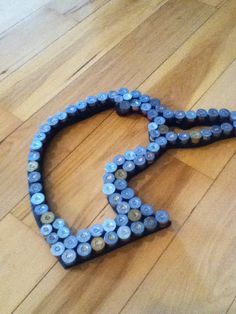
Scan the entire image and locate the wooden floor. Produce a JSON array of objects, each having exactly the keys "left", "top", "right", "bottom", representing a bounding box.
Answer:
[{"left": 1, "top": 0, "right": 236, "bottom": 313}]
